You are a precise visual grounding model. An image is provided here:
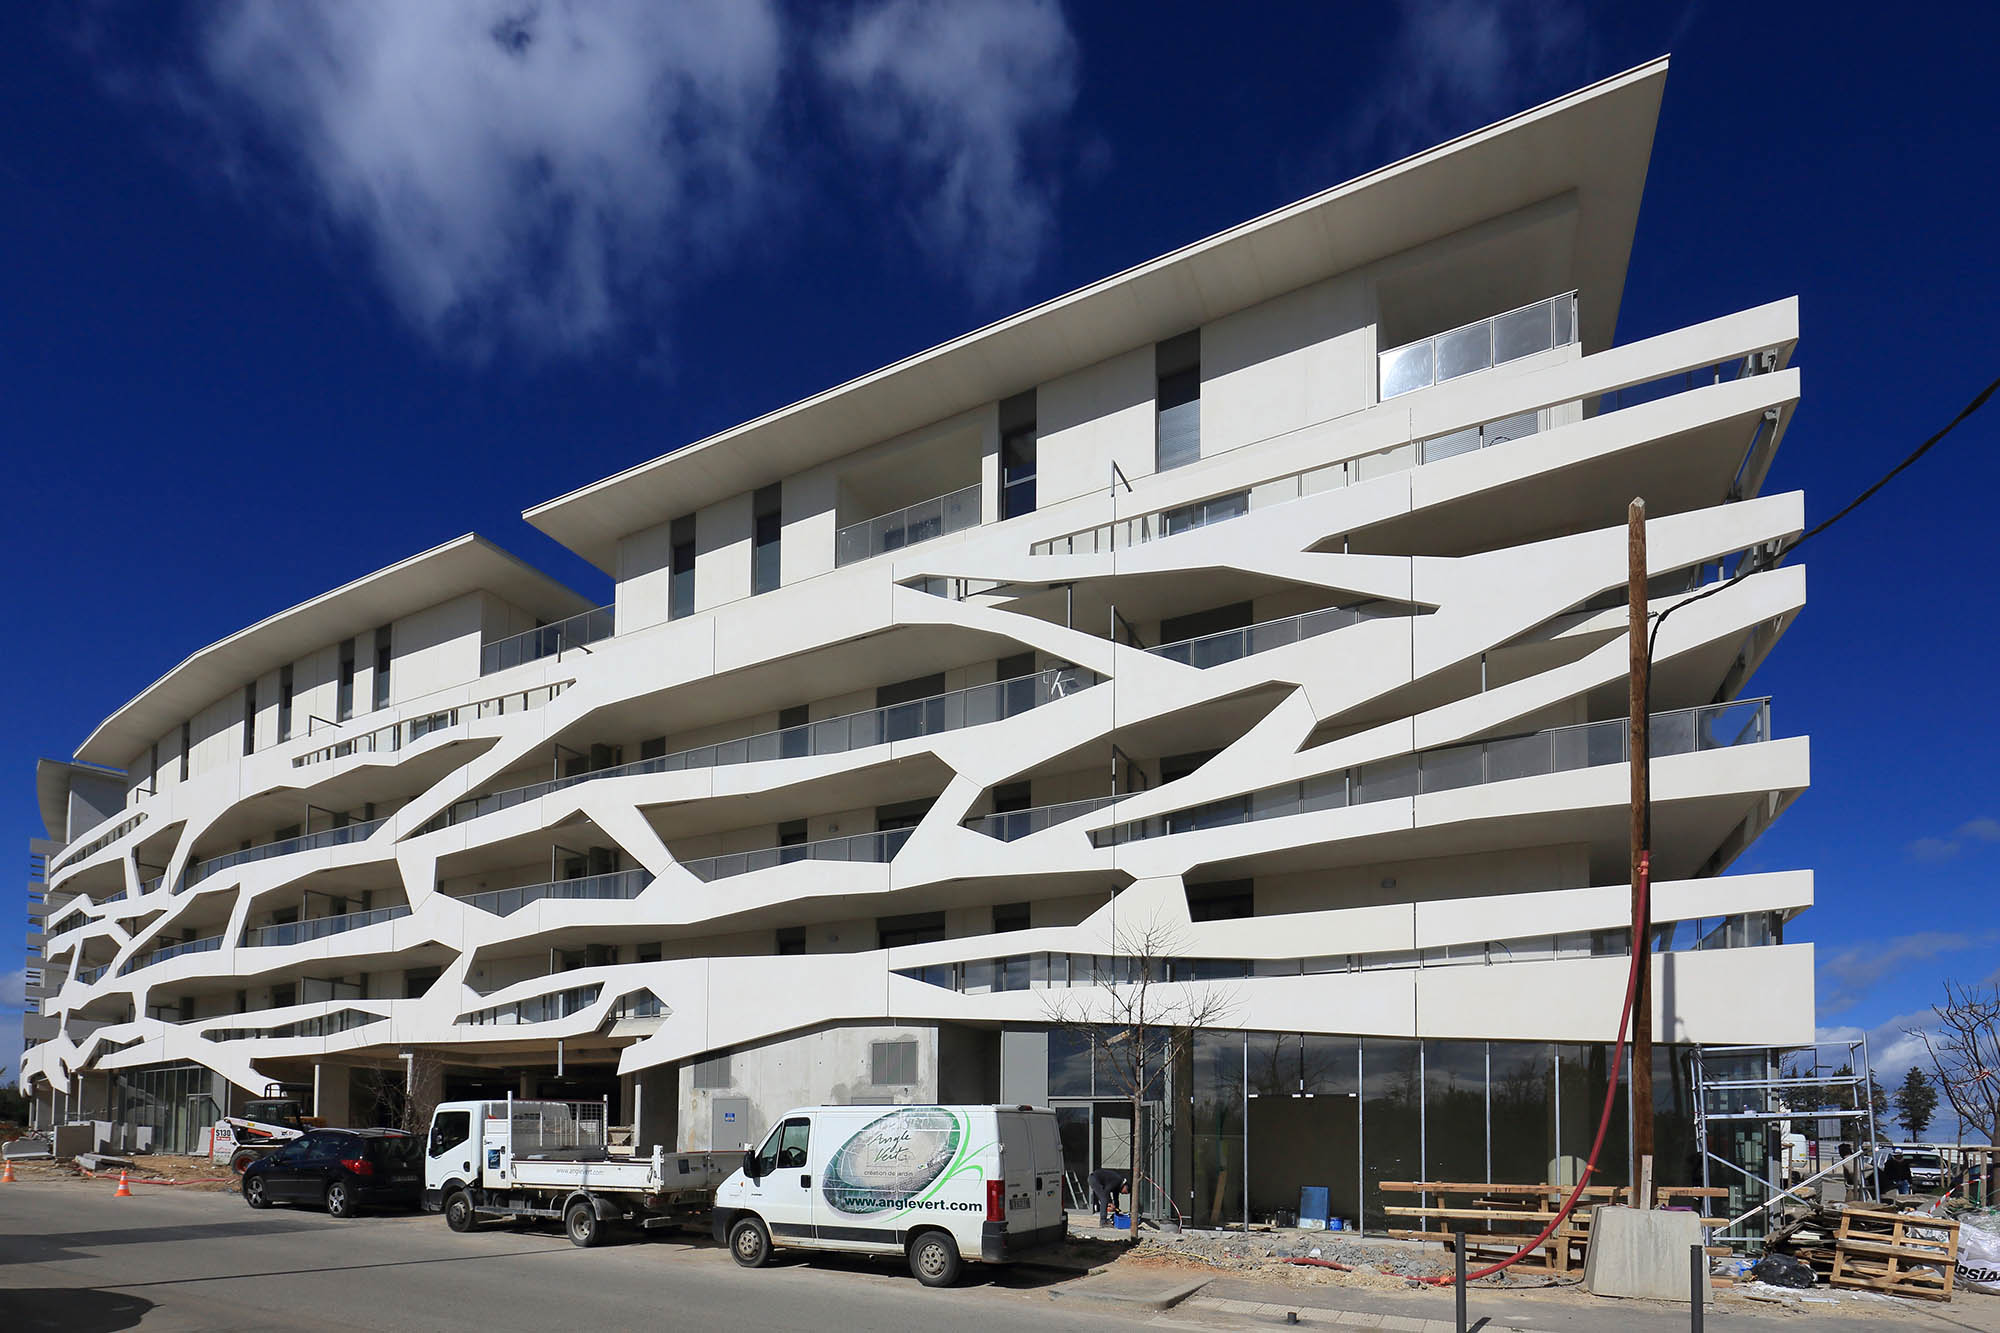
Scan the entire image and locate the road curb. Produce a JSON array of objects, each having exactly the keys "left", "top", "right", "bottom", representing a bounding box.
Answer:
[{"left": 1051, "top": 1274, "right": 1211, "bottom": 1311}]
